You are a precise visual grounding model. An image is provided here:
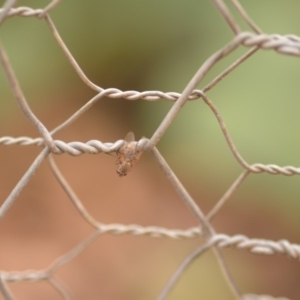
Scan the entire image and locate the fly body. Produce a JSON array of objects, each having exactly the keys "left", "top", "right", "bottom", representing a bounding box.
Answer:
[{"left": 115, "top": 132, "right": 142, "bottom": 177}]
